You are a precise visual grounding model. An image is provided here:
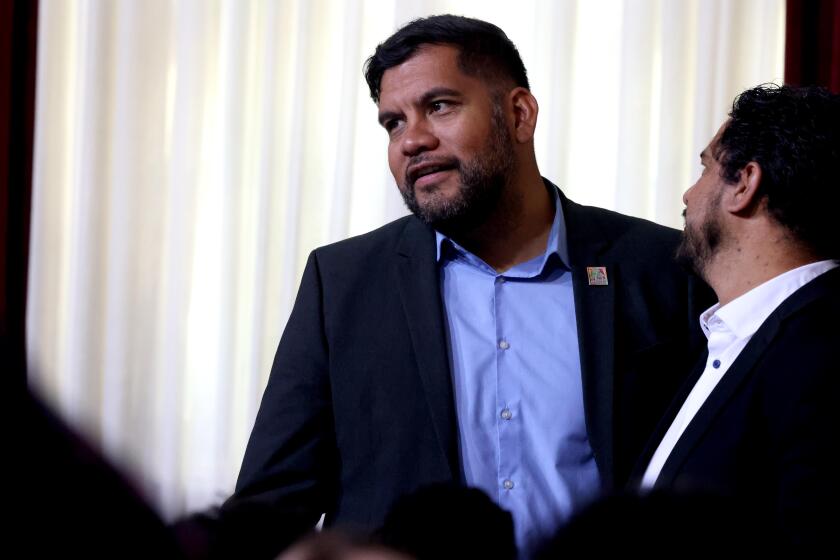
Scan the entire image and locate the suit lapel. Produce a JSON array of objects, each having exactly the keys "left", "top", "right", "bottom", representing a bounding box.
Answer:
[
  {"left": 630, "top": 352, "right": 708, "bottom": 482},
  {"left": 654, "top": 330, "right": 778, "bottom": 487},
  {"left": 655, "top": 267, "right": 840, "bottom": 486},
  {"left": 561, "top": 191, "right": 617, "bottom": 488},
  {"left": 394, "top": 218, "right": 459, "bottom": 480}
]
